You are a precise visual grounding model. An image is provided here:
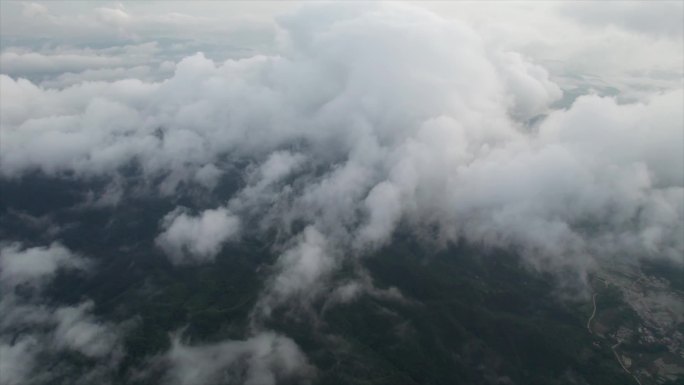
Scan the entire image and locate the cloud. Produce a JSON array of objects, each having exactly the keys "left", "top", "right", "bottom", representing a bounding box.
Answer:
[
  {"left": 161, "top": 331, "right": 314, "bottom": 385},
  {"left": 0, "top": 337, "right": 37, "bottom": 385},
  {"left": 0, "top": 243, "right": 88, "bottom": 331},
  {"left": 0, "top": 3, "right": 682, "bottom": 383},
  {"left": 0, "top": 42, "right": 172, "bottom": 86},
  {"left": 0, "top": 6, "right": 681, "bottom": 375},
  {"left": 0, "top": 44, "right": 177, "bottom": 91},
  {"left": 0, "top": 243, "right": 124, "bottom": 385},
  {"left": 492, "top": 51, "right": 562, "bottom": 120},
  {"left": 0, "top": 51, "right": 123, "bottom": 77},
  {"left": 53, "top": 301, "right": 122, "bottom": 358},
  {"left": 426, "top": 2, "right": 683, "bottom": 94},
  {"left": 1, "top": 3, "right": 681, "bottom": 306},
  {"left": 560, "top": 1, "right": 684, "bottom": 38},
  {"left": 325, "top": 268, "right": 405, "bottom": 307},
  {"left": 1, "top": 2, "right": 278, "bottom": 57},
  {"left": 256, "top": 226, "right": 335, "bottom": 316},
  {"left": 0, "top": 299, "right": 124, "bottom": 384},
  {"left": 21, "top": 2, "right": 48, "bottom": 18},
  {"left": 357, "top": 181, "right": 402, "bottom": 247},
  {"left": 249, "top": 151, "right": 306, "bottom": 188},
  {"left": 0, "top": 242, "right": 88, "bottom": 288},
  {"left": 156, "top": 206, "right": 241, "bottom": 265}
]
